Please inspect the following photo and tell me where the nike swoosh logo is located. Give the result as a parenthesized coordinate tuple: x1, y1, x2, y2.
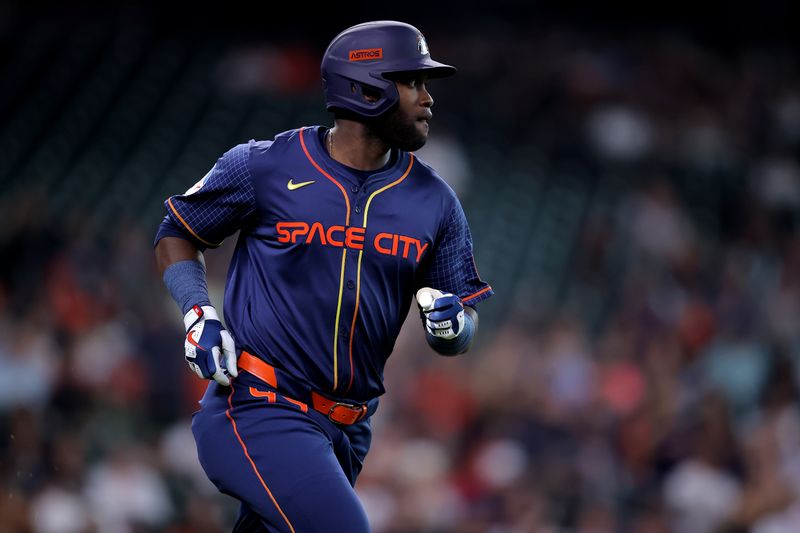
(287, 179, 315, 191)
(186, 331, 207, 351)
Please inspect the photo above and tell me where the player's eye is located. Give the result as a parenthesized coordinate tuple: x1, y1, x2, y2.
(404, 77, 428, 90)
(394, 77, 415, 88)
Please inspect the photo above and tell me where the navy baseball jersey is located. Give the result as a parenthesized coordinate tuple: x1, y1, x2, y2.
(159, 126, 492, 402)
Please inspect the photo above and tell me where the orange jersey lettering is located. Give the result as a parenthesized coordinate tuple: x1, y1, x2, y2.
(277, 221, 428, 263)
(276, 221, 309, 243)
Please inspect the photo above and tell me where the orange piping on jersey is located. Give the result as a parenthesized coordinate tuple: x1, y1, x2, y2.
(462, 286, 492, 303)
(299, 127, 353, 391)
(299, 128, 351, 226)
(344, 155, 415, 394)
(167, 197, 222, 248)
(226, 384, 295, 532)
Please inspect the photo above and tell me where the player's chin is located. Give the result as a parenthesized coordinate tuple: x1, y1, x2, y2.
(405, 121, 429, 151)
(381, 116, 429, 151)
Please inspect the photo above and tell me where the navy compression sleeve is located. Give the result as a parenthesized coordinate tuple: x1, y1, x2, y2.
(163, 260, 212, 315)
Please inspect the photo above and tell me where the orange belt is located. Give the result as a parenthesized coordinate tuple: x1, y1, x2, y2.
(238, 351, 368, 425)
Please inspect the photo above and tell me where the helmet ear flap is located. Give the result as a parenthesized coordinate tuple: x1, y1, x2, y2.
(322, 69, 398, 117)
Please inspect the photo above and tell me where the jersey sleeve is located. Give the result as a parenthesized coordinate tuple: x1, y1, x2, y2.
(163, 143, 257, 248)
(419, 199, 493, 306)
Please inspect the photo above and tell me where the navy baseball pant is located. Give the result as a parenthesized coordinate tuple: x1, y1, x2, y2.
(192, 372, 373, 532)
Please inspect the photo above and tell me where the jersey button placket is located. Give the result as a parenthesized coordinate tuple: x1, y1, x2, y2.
(336, 184, 363, 390)
(352, 184, 367, 221)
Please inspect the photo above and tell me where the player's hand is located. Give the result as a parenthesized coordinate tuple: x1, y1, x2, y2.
(183, 305, 238, 386)
(416, 287, 465, 340)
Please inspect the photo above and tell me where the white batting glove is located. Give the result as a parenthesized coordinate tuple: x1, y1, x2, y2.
(416, 287, 465, 340)
(183, 305, 238, 386)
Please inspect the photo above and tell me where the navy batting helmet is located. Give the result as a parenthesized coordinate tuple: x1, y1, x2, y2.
(321, 21, 456, 118)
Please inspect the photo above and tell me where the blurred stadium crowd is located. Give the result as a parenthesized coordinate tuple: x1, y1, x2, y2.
(1, 10, 800, 533)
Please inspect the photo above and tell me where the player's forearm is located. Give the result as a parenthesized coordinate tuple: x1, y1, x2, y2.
(461, 306, 478, 352)
(156, 236, 203, 274)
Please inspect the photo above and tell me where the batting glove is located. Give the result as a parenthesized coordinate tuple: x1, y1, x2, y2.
(416, 287, 465, 340)
(183, 305, 238, 386)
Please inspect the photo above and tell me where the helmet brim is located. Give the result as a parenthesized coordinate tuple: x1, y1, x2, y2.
(382, 59, 457, 80)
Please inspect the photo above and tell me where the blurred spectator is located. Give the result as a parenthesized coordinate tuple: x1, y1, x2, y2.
(84, 446, 173, 532)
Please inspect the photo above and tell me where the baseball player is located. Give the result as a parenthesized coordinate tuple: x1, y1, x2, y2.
(154, 20, 492, 532)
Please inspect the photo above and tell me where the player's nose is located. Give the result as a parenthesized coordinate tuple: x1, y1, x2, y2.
(420, 85, 433, 108)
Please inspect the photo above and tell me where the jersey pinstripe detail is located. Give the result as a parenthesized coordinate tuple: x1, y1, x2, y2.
(167, 197, 223, 248)
(344, 155, 415, 394)
(165, 143, 255, 248)
(421, 200, 493, 306)
(332, 249, 348, 391)
(362, 155, 415, 227)
(299, 127, 352, 392)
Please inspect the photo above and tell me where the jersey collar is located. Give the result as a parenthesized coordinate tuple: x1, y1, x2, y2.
(306, 126, 411, 188)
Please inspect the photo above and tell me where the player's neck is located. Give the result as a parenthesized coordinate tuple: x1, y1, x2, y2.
(327, 121, 391, 171)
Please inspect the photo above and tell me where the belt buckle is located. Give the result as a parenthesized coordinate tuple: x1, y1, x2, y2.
(327, 401, 365, 424)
